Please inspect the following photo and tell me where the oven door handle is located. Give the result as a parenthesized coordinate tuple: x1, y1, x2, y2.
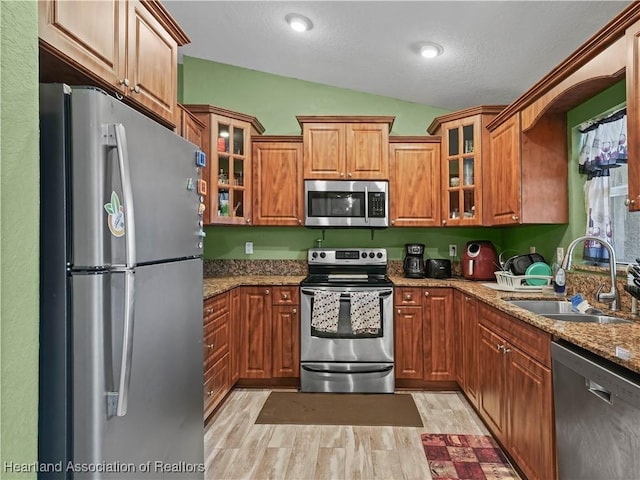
(301, 288, 393, 298)
(302, 364, 393, 374)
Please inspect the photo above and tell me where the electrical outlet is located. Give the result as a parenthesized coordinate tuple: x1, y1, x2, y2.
(530, 246, 536, 253)
(449, 244, 457, 257)
(245, 242, 253, 255)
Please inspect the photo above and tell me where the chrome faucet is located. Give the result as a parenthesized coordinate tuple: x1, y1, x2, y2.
(562, 235, 620, 311)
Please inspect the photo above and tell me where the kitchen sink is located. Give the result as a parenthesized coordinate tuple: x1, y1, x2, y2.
(541, 313, 632, 324)
(508, 300, 573, 314)
(508, 300, 632, 324)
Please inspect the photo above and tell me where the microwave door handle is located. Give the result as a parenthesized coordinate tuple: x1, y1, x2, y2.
(364, 186, 369, 224)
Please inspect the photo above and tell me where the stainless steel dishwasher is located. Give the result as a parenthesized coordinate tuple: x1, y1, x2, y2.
(552, 341, 640, 480)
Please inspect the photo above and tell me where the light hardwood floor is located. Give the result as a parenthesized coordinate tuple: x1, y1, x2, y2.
(204, 389, 499, 480)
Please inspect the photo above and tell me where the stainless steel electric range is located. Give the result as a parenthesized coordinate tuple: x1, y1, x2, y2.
(300, 248, 394, 393)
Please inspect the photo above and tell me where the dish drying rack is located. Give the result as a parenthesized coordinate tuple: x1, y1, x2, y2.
(624, 284, 640, 301)
(494, 271, 553, 290)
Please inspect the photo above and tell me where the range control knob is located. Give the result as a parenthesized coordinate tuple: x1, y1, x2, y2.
(320, 252, 326, 258)
(361, 252, 367, 258)
(369, 252, 375, 258)
(377, 252, 383, 258)
(312, 252, 318, 258)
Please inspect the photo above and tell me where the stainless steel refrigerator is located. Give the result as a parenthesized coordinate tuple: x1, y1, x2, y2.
(39, 84, 206, 479)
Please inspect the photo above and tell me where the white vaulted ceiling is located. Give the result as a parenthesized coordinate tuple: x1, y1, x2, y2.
(164, 1, 631, 110)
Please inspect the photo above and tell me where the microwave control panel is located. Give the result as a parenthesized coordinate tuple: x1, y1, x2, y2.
(368, 192, 386, 217)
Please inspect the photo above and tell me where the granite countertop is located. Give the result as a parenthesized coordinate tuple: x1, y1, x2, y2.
(203, 275, 306, 299)
(203, 274, 640, 374)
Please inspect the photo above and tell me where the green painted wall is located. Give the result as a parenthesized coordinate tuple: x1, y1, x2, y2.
(0, 0, 39, 475)
(180, 56, 450, 135)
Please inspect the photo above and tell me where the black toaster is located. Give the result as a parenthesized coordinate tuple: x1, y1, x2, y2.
(425, 259, 452, 279)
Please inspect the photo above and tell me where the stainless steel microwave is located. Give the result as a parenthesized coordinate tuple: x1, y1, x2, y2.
(304, 180, 389, 228)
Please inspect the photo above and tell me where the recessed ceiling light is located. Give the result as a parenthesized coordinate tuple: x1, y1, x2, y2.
(285, 13, 313, 33)
(420, 42, 444, 59)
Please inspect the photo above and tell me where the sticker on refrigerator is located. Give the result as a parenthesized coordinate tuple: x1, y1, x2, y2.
(104, 191, 125, 237)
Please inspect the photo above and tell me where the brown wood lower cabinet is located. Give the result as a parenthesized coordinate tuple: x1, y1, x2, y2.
(454, 291, 479, 408)
(476, 302, 555, 480)
(203, 292, 231, 419)
(239, 286, 300, 383)
(394, 287, 455, 387)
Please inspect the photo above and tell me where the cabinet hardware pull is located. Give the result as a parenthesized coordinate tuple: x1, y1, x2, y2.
(298, 219, 302, 224)
(246, 218, 251, 223)
(206, 343, 215, 349)
(340, 172, 345, 177)
(442, 220, 447, 225)
(404, 294, 412, 300)
(424, 291, 430, 297)
(625, 198, 636, 206)
(397, 309, 401, 314)
(265, 289, 270, 295)
(206, 308, 214, 314)
(282, 294, 288, 299)
(391, 220, 395, 225)
(130, 85, 140, 94)
(292, 308, 297, 314)
(497, 344, 504, 352)
(511, 215, 519, 221)
(119, 78, 130, 87)
(503, 347, 511, 354)
(207, 391, 214, 397)
(347, 172, 352, 177)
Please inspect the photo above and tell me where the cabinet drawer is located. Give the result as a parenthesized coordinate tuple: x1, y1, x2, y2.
(479, 303, 551, 367)
(204, 292, 230, 324)
(272, 286, 299, 305)
(395, 287, 422, 306)
(204, 353, 230, 416)
(204, 321, 229, 370)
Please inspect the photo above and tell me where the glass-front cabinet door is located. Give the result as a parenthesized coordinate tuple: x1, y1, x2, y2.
(428, 106, 504, 227)
(443, 118, 481, 225)
(183, 105, 265, 226)
(213, 116, 250, 224)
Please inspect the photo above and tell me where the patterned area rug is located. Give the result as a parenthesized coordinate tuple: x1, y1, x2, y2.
(421, 433, 519, 479)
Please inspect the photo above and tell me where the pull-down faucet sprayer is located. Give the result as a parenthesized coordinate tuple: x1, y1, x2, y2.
(562, 235, 620, 311)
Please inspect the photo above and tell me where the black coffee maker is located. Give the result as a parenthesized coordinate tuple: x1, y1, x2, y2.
(403, 243, 425, 278)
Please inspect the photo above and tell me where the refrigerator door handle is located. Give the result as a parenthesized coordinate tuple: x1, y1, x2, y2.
(112, 124, 136, 268)
(108, 269, 136, 417)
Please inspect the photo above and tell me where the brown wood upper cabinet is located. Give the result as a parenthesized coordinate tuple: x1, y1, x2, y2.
(252, 136, 304, 226)
(183, 105, 265, 225)
(486, 112, 568, 225)
(428, 107, 503, 226)
(38, 0, 189, 127)
(389, 137, 441, 227)
(627, 18, 640, 212)
(297, 116, 395, 179)
(176, 103, 205, 149)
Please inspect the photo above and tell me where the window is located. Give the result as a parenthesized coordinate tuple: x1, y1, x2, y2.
(576, 105, 640, 264)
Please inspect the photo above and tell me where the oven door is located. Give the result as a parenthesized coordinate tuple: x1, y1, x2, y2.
(300, 286, 394, 363)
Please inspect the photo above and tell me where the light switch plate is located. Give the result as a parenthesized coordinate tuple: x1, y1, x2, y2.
(245, 242, 253, 254)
